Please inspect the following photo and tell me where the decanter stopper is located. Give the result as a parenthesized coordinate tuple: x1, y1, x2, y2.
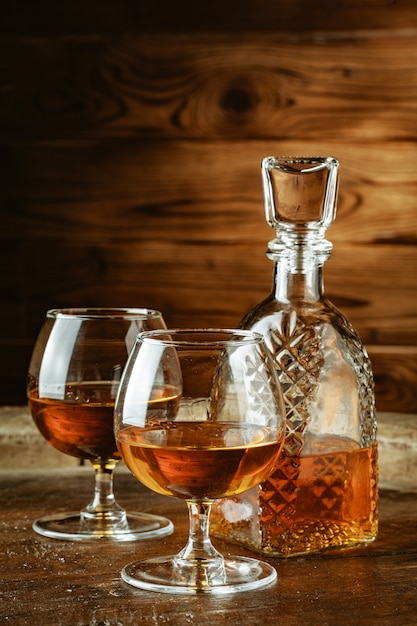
(262, 156, 339, 256)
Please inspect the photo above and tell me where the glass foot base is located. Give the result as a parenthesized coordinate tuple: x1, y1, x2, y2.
(121, 555, 277, 595)
(33, 511, 174, 542)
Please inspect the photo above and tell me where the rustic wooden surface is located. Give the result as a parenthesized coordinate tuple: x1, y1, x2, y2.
(1, 1, 417, 410)
(0, 467, 416, 625)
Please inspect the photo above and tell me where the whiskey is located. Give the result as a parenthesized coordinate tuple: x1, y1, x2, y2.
(28, 383, 118, 461)
(211, 437, 378, 556)
(117, 422, 283, 501)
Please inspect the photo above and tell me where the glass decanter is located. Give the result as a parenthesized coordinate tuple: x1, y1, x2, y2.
(211, 156, 378, 556)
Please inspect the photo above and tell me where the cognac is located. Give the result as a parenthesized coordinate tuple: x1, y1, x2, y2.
(214, 437, 378, 556)
(28, 382, 118, 461)
(117, 421, 283, 501)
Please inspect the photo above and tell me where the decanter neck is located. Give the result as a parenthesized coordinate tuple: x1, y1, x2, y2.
(267, 239, 328, 303)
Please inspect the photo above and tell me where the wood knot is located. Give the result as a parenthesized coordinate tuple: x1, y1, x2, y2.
(221, 86, 256, 115)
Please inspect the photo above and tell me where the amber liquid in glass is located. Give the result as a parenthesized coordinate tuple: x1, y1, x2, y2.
(28, 382, 118, 460)
(117, 421, 283, 501)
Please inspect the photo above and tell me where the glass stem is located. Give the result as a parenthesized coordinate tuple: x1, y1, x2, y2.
(173, 501, 226, 590)
(81, 459, 126, 522)
(177, 501, 223, 564)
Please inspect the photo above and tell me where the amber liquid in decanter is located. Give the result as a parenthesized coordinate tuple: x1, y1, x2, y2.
(211, 157, 378, 556)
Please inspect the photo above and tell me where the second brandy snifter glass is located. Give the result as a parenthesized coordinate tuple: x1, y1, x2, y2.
(27, 307, 173, 542)
(114, 329, 286, 594)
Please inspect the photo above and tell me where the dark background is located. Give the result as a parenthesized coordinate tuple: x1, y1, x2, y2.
(1, 0, 416, 410)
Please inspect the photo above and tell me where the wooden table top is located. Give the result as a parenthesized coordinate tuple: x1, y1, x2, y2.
(1, 467, 416, 625)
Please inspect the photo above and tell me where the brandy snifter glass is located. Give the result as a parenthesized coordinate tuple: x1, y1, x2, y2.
(27, 308, 173, 542)
(114, 329, 286, 594)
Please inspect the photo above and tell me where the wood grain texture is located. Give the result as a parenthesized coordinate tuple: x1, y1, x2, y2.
(2, 141, 416, 337)
(1, 34, 417, 142)
(0, 2, 416, 408)
(3, 140, 417, 246)
(369, 347, 417, 414)
(1, 468, 417, 625)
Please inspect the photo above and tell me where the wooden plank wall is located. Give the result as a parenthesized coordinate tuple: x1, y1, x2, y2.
(1, 1, 417, 412)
